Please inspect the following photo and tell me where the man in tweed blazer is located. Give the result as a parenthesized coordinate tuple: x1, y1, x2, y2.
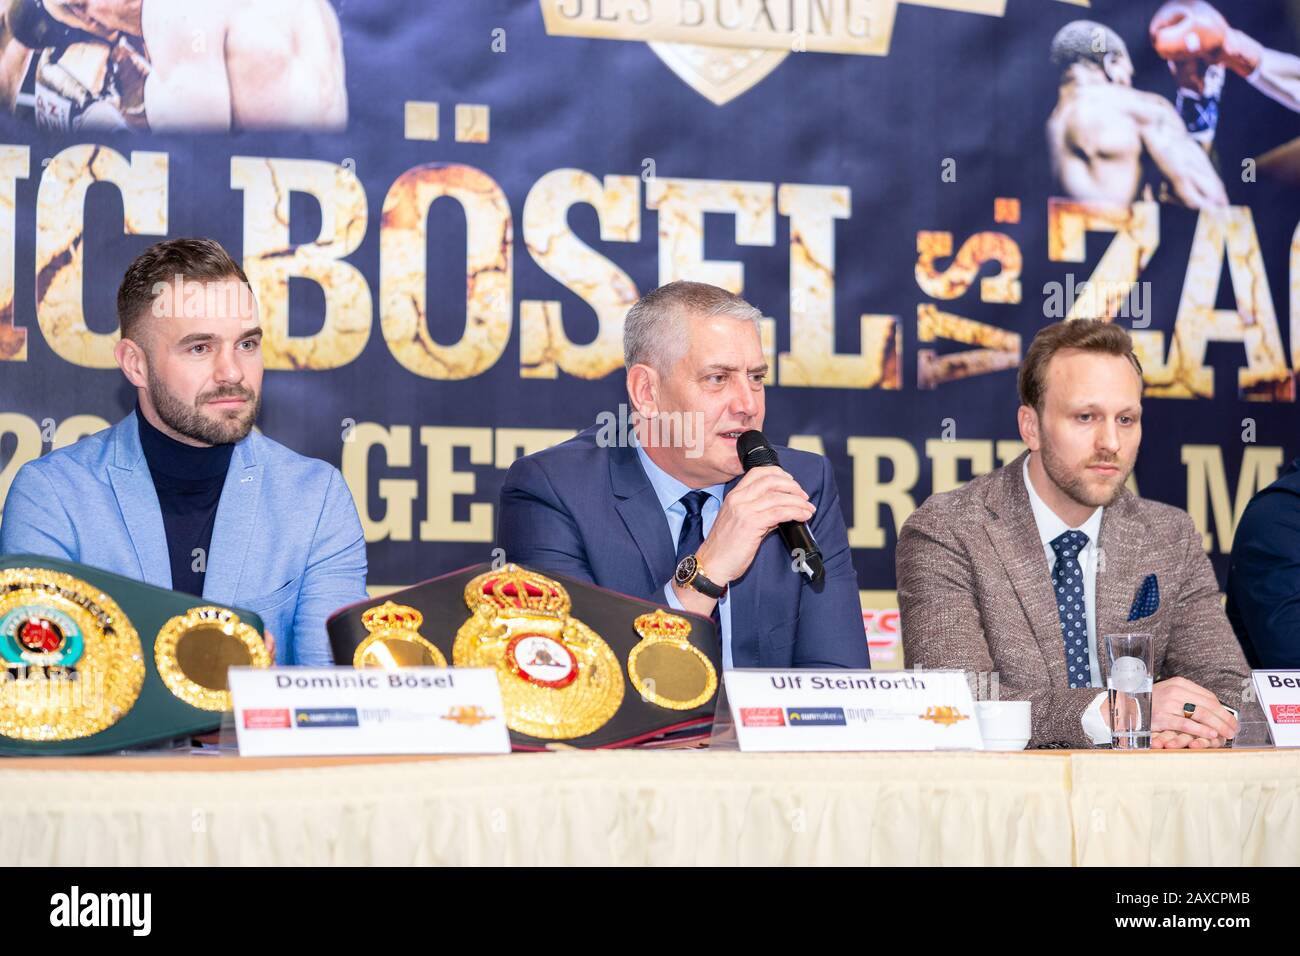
(898, 320, 1250, 749)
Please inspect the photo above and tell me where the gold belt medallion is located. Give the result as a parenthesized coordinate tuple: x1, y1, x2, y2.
(354, 601, 447, 669)
(155, 606, 271, 712)
(627, 609, 718, 711)
(0, 568, 144, 740)
(453, 565, 623, 739)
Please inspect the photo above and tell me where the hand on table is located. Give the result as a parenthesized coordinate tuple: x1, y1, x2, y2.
(1151, 729, 1228, 749)
(1150, 676, 1237, 741)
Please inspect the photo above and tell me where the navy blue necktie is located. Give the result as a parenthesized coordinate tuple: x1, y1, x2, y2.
(676, 490, 710, 562)
(676, 490, 720, 630)
(1050, 529, 1091, 688)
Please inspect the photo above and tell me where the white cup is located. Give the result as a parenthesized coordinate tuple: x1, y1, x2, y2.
(975, 700, 1031, 751)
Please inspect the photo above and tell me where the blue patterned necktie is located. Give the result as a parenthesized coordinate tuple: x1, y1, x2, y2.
(1050, 529, 1091, 689)
(676, 490, 721, 630)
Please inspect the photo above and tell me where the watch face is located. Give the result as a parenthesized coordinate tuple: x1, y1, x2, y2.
(674, 555, 697, 586)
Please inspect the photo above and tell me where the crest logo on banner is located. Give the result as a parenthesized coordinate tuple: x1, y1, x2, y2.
(539, 0, 1077, 105)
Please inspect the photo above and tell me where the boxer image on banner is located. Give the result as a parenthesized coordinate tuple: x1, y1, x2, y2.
(1046, 19, 1227, 209)
(1, 0, 346, 131)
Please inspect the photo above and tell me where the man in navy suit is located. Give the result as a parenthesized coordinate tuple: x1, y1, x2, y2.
(1227, 457, 1300, 667)
(497, 281, 869, 670)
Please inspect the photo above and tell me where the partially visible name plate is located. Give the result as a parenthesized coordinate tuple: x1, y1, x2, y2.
(229, 667, 510, 756)
(724, 669, 983, 752)
(1251, 670, 1300, 748)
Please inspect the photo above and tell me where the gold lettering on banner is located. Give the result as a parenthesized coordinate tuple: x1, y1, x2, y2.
(786, 434, 826, 457)
(645, 175, 776, 381)
(915, 229, 1021, 303)
(846, 436, 918, 548)
(1164, 208, 1293, 401)
(52, 415, 109, 448)
(0, 146, 29, 361)
(521, 170, 640, 379)
(778, 183, 900, 388)
(1183, 444, 1284, 554)
(916, 303, 1020, 388)
(926, 438, 994, 495)
(494, 428, 577, 468)
(419, 426, 494, 542)
(380, 164, 512, 380)
(1046, 199, 1168, 384)
(645, 176, 773, 287)
(0, 413, 41, 533)
(230, 158, 372, 370)
(340, 423, 420, 543)
(339, 424, 578, 544)
(35, 146, 167, 368)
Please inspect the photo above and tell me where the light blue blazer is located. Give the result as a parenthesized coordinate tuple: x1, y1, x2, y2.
(0, 412, 367, 665)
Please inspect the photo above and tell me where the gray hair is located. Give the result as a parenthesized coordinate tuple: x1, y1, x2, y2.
(623, 280, 763, 373)
(1050, 20, 1126, 71)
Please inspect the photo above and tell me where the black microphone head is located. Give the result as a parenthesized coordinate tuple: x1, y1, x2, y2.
(736, 429, 779, 470)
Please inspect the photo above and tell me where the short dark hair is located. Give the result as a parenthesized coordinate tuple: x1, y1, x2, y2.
(1050, 20, 1127, 71)
(1018, 319, 1144, 412)
(116, 237, 250, 341)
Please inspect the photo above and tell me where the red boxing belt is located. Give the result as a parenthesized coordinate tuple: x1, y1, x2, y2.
(327, 563, 721, 749)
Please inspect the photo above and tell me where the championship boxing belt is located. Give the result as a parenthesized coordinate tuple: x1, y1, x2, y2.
(327, 563, 722, 749)
(0, 554, 270, 756)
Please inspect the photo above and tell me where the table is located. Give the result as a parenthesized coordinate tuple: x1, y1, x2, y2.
(2, 750, 1297, 865)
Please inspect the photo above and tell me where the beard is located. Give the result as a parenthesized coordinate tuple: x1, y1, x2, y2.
(1039, 437, 1132, 510)
(148, 375, 260, 446)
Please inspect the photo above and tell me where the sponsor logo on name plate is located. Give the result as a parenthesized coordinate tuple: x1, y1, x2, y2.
(919, 705, 969, 727)
(243, 708, 291, 729)
(442, 704, 496, 727)
(786, 706, 847, 726)
(294, 707, 360, 728)
(1271, 704, 1300, 725)
(740, 707, 785, 727)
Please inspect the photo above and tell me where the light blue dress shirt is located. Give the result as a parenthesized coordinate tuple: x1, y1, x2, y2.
(634, 444, 734, 668)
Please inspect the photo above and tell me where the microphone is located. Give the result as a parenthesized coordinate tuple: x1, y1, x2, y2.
(735, 430, 825, 584)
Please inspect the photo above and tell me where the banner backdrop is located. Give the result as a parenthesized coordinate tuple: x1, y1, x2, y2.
(0, 0, 1297, 664)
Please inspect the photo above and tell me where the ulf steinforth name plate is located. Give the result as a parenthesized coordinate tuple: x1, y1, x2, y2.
(724, 669, 983, 752)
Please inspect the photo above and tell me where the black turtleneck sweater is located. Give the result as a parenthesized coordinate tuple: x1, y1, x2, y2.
(137, 410, 234, 598)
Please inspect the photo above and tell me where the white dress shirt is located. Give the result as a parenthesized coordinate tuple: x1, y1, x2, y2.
(1021, 457, 1112, 745)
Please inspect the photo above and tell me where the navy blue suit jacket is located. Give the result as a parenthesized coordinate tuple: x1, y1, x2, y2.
(497, 426, 869, 669)
(1227, 456, 1300, 667)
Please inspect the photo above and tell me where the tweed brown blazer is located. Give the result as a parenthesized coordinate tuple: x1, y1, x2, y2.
(896, 451, 1251, 748)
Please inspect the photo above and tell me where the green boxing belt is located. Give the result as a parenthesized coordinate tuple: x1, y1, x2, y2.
(0, 554, 270, 756)
(328, 562, 722, 750)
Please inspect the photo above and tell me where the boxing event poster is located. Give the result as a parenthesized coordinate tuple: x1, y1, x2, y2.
(0, 0, 1297, 663)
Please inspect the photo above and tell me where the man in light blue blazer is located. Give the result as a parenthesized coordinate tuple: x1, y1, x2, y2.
(0, 238, 366, 665)
(498, 281, 869, 671)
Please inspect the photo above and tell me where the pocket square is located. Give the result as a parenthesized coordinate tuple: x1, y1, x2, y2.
(1127, 574, 1159, 621)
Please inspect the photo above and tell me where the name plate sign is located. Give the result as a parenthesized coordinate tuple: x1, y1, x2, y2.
(229, 667, 510, 756)
(723, 669, 982, 752)
(1251, 670, 1300, 748)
